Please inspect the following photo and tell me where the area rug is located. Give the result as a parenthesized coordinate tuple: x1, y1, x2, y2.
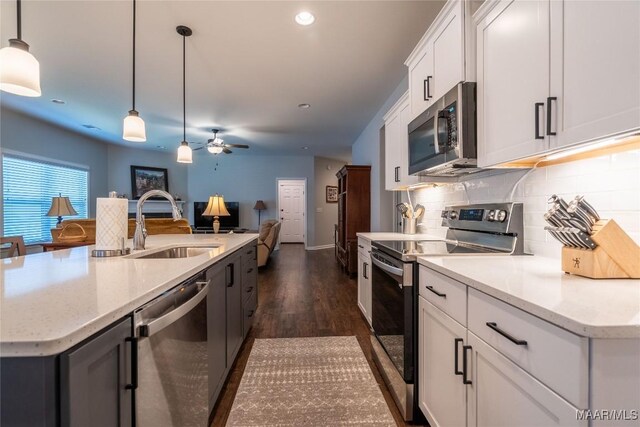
(226, 336, 396, 426)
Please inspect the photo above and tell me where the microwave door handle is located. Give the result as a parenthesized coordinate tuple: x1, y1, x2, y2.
(434, 109, 442, 154)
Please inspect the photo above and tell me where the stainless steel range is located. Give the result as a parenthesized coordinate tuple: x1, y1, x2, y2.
(369, 202, 525, 421)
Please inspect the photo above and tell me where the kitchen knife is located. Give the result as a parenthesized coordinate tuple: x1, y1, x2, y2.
(568, 227, 598, 250)
(576, 195, 601, 221)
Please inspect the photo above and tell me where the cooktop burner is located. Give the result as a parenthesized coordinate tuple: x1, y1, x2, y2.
(373, 240, 505, 261)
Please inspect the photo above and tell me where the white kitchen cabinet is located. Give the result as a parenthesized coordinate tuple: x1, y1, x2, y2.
(406, 0, 470, 121)
(549, 0, 640, 150)
(418, 297, 467, 427)
(383, 92, 418, 190)
(466, 331, 586, 427)
(475, 0, 640, 167)
(476, 0, 550, 167)
(357, 239, 372, 325)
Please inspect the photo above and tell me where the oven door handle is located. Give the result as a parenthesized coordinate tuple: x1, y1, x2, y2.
(370, 253, 404, 278)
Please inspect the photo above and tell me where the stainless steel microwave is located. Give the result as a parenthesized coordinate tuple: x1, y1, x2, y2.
(408, 82, 478, 176)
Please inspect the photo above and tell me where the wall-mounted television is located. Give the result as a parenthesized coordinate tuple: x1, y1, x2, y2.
(193, 201, 240, 229)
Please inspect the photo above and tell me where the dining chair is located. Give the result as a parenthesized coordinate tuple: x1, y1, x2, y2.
(0, 236, 27, 257)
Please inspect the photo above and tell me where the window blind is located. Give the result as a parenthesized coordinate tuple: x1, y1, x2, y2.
(2, 155, 88, 244)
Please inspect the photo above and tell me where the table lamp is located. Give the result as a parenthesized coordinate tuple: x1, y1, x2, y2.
(253, 200, 267, 226)
(47, 193, 78, 228)
(203, 194, 230, 233)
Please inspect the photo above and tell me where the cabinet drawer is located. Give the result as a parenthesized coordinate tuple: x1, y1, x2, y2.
(243, 290, 258, 336)
(242, 267, 257, 301)
(468, 288, 588, 409)
(419, 266, 467, 326)
(357, 237, 371, 258)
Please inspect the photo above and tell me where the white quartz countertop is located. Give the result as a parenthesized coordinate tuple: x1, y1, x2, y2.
(417, 255, 640, 338)
(357, 232, 443, 241)
(0, 233, 258, 357)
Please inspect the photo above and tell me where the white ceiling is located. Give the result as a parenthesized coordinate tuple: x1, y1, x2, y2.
(0, 0, 445, 160)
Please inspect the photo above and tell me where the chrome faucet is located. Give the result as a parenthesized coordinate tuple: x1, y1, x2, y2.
(133, 190, 182, 250)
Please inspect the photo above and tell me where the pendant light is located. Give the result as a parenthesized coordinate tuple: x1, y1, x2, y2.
(0, 0, 41, 97)
(176, 25, 193, 163)
(122, 0, 146, 142)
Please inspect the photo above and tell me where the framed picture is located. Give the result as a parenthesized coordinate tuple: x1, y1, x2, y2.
(131, 165, 169, 199)
(326, 185, 338, 203)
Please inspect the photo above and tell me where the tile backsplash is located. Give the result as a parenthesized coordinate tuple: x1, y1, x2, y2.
(412, 149, 640, 258)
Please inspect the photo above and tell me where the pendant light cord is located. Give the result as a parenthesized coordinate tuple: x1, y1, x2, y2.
(132, 0, 136, 111)
(182, 33, 186, 143)
(16, 0, 22, 40)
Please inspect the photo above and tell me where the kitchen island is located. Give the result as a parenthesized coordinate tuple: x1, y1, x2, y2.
(1, 233, 259, 426)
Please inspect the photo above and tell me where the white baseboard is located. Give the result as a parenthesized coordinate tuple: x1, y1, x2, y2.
(306, 244, 335, 251)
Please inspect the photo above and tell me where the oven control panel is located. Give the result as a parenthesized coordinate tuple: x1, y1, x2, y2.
(441, 203, 522, 234)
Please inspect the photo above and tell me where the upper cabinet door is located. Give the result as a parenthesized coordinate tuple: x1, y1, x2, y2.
(384, 106, 404, 191)
(409, 48, 435, 121)
(549, 0, 640, 150)
(432, 6, 464, 101)
(476, 0, 550, 167)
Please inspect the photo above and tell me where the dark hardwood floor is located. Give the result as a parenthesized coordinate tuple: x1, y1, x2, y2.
(210, 243, 417, 427)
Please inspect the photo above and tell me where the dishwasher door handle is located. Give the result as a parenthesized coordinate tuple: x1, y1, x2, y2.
(139, 281, 209, 337)
(370, 253, 404, 278)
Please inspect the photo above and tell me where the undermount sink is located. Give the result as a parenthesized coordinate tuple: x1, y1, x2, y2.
(134, 246, 219, 259)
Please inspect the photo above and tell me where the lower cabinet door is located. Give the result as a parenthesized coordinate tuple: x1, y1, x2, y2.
(226, 255, 244, 363)
(418, 297, 467, 427)
(357, 252, 372, 325)
(466, 332, 586, 427)
(60, 317, 133, 427)
(207, 262, 227, 410)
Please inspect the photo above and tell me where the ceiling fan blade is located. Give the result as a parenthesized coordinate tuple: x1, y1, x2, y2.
(193, 146, 205, 151)
(223, 148, 233, 154)
(225, 144, 249, 149)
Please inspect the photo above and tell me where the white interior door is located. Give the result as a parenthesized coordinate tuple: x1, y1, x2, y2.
(278, 180, 305, 243)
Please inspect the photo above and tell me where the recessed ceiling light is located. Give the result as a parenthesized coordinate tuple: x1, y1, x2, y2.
(51, 99, 65, 104)
(298, 103, 311, 109)
(303, 146, 309, 150)
(295, 11, 315, 26)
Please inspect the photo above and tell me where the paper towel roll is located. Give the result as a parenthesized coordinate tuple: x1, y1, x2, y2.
(95, 197, 129, 251)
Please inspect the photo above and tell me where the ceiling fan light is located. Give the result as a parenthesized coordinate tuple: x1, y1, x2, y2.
(0, 40, 41, 97)
(207, 145, 224, 154)
(177, 141, 193, 163)
(123, 110, 146, 142)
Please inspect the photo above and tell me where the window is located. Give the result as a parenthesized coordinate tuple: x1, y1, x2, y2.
(2, 154, 88, 244)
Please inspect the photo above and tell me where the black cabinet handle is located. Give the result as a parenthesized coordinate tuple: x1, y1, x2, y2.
(363, 262, 368, 280)
(546, 96, 557, 136)
(486, 322, 528, 346)
(424, 76, 433, 100)
(462, 345, 472, 385)
(226, 263, 235, 287)
(248, 310, 255, 318)
(247, 268, 254, 274)
(394, 166, 400, 183)
(454, 338, 463, 376)
(534, 102, 545, 140)
(426, 285, 446, 298)
(246, 286, 254, 293)
(125, 336, 138, 390)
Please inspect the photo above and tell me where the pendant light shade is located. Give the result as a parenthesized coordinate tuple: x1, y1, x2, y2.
(177, 141, 192, 163)
(175, 26, 193, 164)
(123, 0, 146, 142)
(0, 0, 41, 97)
(123, 110, 146, 142)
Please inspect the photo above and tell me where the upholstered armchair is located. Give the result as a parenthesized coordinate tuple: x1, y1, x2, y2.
(257, 220, 281, 267)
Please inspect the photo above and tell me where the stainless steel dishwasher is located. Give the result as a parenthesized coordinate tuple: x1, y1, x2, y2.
(134, 273, 209, 427)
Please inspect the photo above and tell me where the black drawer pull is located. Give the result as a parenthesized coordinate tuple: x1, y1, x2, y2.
(462, 345, 472, 385)
(247, 249, 253, 255)
(486, 322, 528, 346)
(358, 245, 364, 249)
(246, 286, 254, 293)
(248, 310, 255, 318)
(426, 285, 446, 298)
(247, 268, 254, 274)
(454, 338, 463, 376)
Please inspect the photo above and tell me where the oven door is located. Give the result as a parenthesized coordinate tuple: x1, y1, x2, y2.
(371, 249, 414, 383)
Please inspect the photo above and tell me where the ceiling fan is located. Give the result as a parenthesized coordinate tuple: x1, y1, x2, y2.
(193, 129, 249, 155)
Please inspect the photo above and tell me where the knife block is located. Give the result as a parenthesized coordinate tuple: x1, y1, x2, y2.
(561, 219, 640, 279)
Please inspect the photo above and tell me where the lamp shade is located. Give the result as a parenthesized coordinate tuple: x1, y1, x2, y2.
(203, 194, 230, 217)
(177, 141, 193, 163)
(46, 196, 77, 217)
(253, 200, 267, 210)
(123, 110, 146, 142)
(0, 41, 41, 97)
